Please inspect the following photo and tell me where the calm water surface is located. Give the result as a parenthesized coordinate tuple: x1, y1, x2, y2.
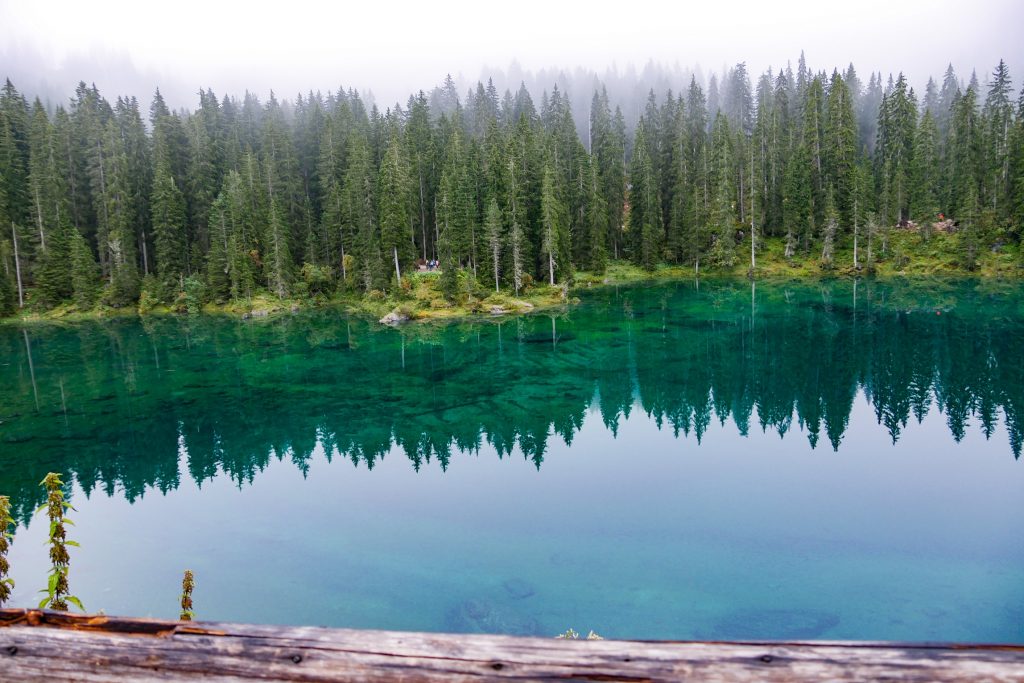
(1, 279, 1022, 642)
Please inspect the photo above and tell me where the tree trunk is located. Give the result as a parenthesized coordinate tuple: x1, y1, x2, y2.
(393, 246, 401, 285)
(141, 230, 149, 275)
(853, 199, 859, 270)
(12, 222, 24, 308)
(493, 246, 500, 293)
(419, 172, 427, 261)
(34, 186, 46, 251)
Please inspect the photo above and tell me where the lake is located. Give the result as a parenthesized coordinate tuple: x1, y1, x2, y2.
(1, 278, 1022, 642)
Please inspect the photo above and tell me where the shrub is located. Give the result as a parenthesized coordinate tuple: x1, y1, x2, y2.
(182, 276, 206, 315)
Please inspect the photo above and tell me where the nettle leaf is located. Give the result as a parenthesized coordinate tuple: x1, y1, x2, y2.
(65, 540, 81, 548)
(38, 596, 50, 609)
(66, 596, 85, 611)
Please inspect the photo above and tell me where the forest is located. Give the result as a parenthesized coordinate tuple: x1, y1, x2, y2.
(0, 54, 1023, 317)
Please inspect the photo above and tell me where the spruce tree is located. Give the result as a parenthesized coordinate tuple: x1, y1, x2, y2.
(909, 109, 940, 229)
(629, 120, 661, 270)
(709, 113, 737, 266)
(983, 60, 1013, 216)
(151, 159, 187, 294)
(584, 159, 607, 273)
(205, 192, 231, 302)
(539, 163, 568, 284)
(69, 228, 100, 309)
(484, 196, 503, 291)
(264, 158, 293, 298)
(377, 131, 414, 287)
(824, 72, 858, 229)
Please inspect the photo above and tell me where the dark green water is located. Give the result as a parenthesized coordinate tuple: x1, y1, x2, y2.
(1, 279, 1022, 642)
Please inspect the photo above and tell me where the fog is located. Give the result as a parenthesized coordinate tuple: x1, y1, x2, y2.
(2, 0, 1022, 113)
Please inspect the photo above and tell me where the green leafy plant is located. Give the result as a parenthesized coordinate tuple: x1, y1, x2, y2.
(0, 495, 14, 605)
(180, 569, 195, 621)
(37, 473, 83, 612)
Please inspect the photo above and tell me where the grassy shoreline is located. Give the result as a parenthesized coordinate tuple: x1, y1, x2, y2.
(4, 232, 1021, 327)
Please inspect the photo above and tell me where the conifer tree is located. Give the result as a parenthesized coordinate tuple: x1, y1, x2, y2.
(29, 100, 74, 306)
(69, 228, 99, 308)
(378, 131, 414, 287)
(950, 82, 983, 219)
(539, 163, 569, 284)
(709, 113, 737, 266)
(223, 165, 260, 301)
(205, 192, 231, 301)
(820, 190, 838, 269)
(101, 120, 140, 307)
(629, 119, 661, 270)
(151, 159, 187, 294)
(584, 159, 608, 273)
(875, 73, 917, 224)
(484, 196, 503, 291)
(983, 60, 1013, 215)
(683, 78, 710, 270)
(909, 109, 940, 228)
(264, 158, 293, 298)
(824, 72, 858, 229)
(342, 132, 380, 291)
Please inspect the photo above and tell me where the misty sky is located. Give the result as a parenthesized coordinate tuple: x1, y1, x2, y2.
(2, 0, 1022, 108)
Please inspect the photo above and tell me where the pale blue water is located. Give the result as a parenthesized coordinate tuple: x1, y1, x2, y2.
(1, 279, 1022, 641)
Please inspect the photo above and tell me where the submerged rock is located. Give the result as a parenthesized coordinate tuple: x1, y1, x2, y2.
(710, 608, 840, 640)
(502, 578, 536, 600)
(445, 598, 542, 636)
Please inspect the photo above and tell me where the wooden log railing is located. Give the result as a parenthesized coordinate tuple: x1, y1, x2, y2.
(1, 608, 1023, 681)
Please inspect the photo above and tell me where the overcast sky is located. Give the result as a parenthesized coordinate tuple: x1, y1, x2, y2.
(1, 0, 1022, 108)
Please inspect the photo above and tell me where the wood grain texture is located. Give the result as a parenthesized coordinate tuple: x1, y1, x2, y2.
(2, 609, 1023, 681)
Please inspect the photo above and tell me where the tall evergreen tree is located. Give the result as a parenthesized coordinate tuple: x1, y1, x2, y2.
(151, 159, 188, 293)
(629, 119, 661, 270)
(378, 131, 414, 286)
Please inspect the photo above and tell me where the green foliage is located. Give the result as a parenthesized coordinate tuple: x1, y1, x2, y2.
(0, 58, 1022, 322)
(181, 276, 205, 315)
(629, 120, 661, 271)
(484, 197, 504, 292)
(37, 473, 83, 612)
(0, 256, 14, 316)
(300, 262, 332, 298)
(959, 187, 982, 271)
(69, 229, 100, 309)
(151, 159, 187, 292)
(820, 192, 838, 269)
(180, 569, 195, 621)
(540, 164, 570, 283)
(378, 130, 414, 286)
(137, 274, 162, 313)
(0, 495, 13, 606)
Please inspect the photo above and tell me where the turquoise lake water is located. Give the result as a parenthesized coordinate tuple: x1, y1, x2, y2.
(1, 278, 1022, 642)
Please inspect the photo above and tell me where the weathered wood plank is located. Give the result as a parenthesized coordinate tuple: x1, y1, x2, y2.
(1, 609, 1023, 682)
